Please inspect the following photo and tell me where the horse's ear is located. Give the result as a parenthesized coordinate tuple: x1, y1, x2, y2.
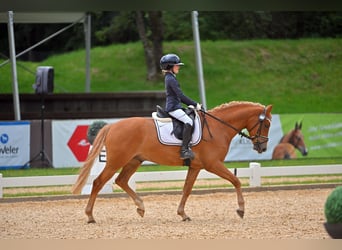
(266, 104, 273, 113)
(299, 121, 302, 129)
(295, 122, 298, 129)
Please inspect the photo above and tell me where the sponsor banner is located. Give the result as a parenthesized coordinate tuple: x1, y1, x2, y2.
(0, 121, 30, 169)
(279, 113, 342, 158)
(225, 115, 282, 161)
(227, 113, 342, 161)
(51, 113, 342, 168)
(52, 118, 121, 168)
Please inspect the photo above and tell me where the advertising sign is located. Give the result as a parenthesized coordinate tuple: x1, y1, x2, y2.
(279, 113, 342, 158)
(52, 118, 121, 168)
(0, 121, 30, 169)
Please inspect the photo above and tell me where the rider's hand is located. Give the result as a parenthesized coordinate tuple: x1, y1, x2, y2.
(196, 103, 203, 111)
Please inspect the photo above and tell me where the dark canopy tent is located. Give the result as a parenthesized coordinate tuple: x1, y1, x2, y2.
(0, 11, 91, 120)
(0, 11, 208, 121)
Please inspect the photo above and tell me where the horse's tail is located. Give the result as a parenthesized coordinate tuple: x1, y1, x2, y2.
(71, 124, 111, 194)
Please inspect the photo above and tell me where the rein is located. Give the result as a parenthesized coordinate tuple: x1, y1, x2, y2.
(199, 109, 253, 140)
(199, 107, 270, 150)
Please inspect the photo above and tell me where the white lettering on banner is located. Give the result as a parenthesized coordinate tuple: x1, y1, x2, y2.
(307, 118, 342, 157)
(309, 131, 342, 141)
(308, 122, 342, 132)
(0, 121, 30, 169)
(310, 142, 342, 151)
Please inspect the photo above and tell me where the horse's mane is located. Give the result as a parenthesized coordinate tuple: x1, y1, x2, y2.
(210, 101, 264, 112)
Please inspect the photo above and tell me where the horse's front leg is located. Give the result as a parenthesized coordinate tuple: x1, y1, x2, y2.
(177, 167, 200, 221)
(205, 162, 245, 218)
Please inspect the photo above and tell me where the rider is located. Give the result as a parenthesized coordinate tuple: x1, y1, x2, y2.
(160, 53, 202, 160)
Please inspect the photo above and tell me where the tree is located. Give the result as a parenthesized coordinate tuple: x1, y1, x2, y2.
(135, 11, 163, 81)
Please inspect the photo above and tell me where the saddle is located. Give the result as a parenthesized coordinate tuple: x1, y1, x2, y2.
(153, 105, 196, 141)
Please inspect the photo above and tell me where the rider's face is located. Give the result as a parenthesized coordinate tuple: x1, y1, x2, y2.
(172, 65, 180, 74)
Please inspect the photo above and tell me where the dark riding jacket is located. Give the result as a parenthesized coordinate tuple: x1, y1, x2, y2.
(164, 72, 197, 112)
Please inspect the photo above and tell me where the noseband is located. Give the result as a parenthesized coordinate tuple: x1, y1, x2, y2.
(248, 107, 270, 151)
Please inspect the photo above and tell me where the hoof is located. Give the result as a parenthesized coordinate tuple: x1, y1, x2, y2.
(182, 217, 191, 222)
(137, 208, 145, 217)
(87, 219, 96, 224)
(236, 209, 244, 219)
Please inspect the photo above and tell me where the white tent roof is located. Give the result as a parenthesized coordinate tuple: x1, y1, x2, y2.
(0, 12, 85, 23)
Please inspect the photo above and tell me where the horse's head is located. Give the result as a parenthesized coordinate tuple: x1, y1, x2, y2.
(208, 101, 273, 153)
(246, 105, 273, 153)
(290, 122, 308, 156)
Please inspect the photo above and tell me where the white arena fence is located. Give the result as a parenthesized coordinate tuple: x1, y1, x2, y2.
(0, 163, 341, 198)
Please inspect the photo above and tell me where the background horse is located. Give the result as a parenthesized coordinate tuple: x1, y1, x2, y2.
(72, 101, 273, 223)
(272, 122, 308, 159)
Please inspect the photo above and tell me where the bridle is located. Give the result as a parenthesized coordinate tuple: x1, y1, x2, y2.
(199, 107, 271, 148)
(247, 108, 271, 151)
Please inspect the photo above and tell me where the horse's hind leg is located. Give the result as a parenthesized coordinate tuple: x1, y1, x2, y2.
(85, 164, 118, 223)
(115, 157, 145, 217)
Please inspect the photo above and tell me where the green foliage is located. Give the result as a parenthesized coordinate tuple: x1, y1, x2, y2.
(1, 12, 341, 59)
(87, 121, 108, 145)
(1, 39, 341, 114)
(94, 12, 139, 44)
(324, 186, 342, 223)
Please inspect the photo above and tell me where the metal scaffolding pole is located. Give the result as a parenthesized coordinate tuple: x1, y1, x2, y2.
(7, 11, 21, 120)
(84, 13, 91, 92)
(191, 11, 207, 110)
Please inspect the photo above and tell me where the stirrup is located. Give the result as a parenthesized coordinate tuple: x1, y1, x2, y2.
(180, 148, 195, 160)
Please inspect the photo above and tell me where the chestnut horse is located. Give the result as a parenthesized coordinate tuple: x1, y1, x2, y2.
(72, 101, 273, 223)
(272, 122, 308, 159)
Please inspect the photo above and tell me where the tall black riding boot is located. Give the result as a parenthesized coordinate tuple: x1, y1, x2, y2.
(180, 123, 195, 160)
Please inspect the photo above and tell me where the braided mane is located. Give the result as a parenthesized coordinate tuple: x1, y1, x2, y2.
(210, 101, 264, 112)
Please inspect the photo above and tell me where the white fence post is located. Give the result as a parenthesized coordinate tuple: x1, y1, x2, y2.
(1, 164, 342, 198)
(249, 162, 261, 187)
(0, 173, 3, 198)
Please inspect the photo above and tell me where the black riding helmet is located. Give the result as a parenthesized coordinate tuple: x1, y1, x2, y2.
(160, 54, 184, 70)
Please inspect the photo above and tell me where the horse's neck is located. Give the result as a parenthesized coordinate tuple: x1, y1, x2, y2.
(280, 130, 294, 144)
(209, 104, 258, 132)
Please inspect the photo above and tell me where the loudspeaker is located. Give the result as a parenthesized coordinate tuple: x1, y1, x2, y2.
(33, 66, 54, 94)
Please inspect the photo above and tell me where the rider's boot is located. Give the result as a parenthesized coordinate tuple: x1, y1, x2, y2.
(180, 123, 195, 160)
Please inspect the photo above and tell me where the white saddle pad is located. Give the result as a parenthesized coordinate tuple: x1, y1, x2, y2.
(153, 113, 202, 146)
